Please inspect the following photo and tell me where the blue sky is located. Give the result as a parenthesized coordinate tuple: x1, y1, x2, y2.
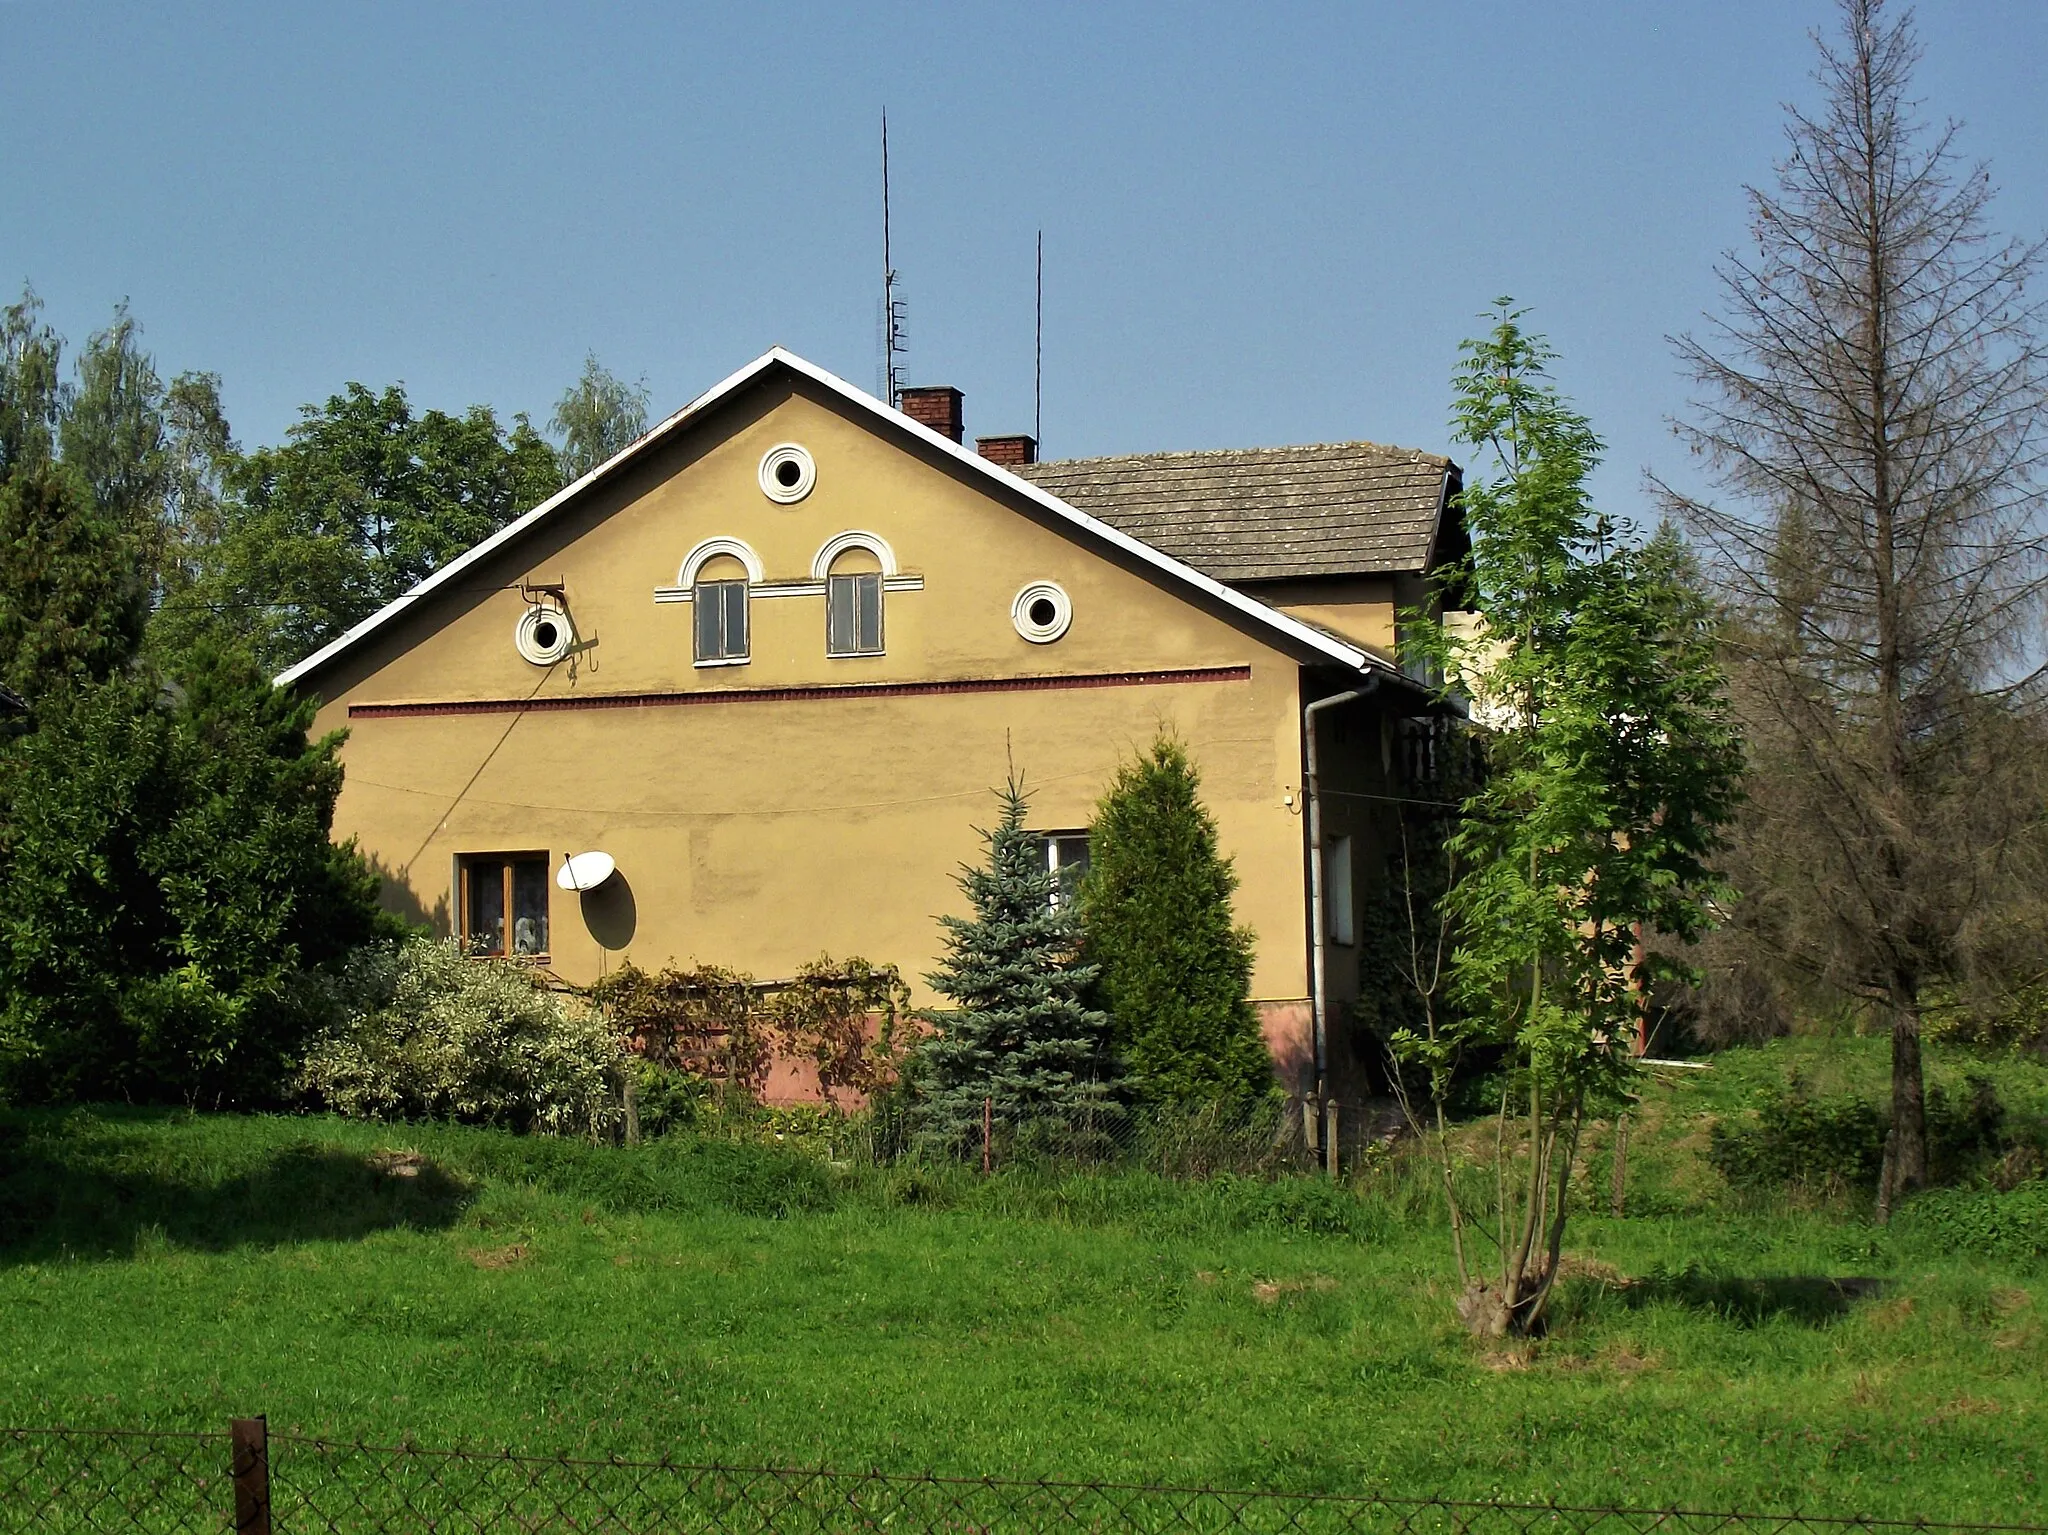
(5, 2, 2045, 520)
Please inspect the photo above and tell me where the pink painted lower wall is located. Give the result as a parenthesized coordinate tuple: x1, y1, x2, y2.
(1256, 998, 1314, 1096)
(748, 999, 1319, 1107)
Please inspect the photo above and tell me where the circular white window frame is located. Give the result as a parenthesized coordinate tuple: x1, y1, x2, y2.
(515, 604, 575, 666)
(758, 443, 816, 504)
(1011, 581, 1072, 644)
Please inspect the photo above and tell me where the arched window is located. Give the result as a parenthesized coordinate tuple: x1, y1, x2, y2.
(813, 532, 894, 658)
(693, 554, 750, 665)
(826, 548, 884, 656)
(678, 538, 762, 668)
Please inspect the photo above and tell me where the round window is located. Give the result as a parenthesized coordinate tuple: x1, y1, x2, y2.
(1011, 581, 1072, 644)
(758, 443, 816, 504)
(515, 604, 575, 666)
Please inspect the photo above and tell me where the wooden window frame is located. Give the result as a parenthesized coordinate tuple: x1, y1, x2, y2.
(458, 850, 552, 961)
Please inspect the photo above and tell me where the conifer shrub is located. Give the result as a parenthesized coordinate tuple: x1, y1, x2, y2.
(915, 777, 1115, 1154)
(0, 645, 391, 1105)
(1080, 736, 1271, 1105)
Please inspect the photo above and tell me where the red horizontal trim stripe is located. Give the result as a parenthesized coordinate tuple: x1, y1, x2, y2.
(347, 666, 1253, 720)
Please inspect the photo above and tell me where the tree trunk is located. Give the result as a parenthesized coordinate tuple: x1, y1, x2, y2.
(1877, 987, 1927, 1221)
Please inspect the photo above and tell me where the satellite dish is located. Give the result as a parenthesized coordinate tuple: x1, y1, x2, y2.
(557, 851, 617, 892)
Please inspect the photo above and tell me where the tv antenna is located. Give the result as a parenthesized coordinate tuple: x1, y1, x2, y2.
(1034, 229, 1044, 448)
(879, 111, 907, 406)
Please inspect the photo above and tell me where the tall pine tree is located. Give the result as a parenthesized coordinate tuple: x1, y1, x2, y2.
(917, 776, 1114, 1151)
(1082, 736, 1270, 1105)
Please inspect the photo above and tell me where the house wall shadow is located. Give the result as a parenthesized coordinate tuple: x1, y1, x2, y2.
(363, 851, 450, 938)
(0, 1114, 473, 1266)
(580, 874, 637, 951)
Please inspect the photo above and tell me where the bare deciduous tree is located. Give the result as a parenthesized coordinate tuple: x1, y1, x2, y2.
(1664, 0, 2048, 1217)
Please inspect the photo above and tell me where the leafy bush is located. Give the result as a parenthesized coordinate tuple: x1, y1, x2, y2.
(1708, 1080, 1887, 1193)
(1708, 1073, 2024, 1194)
(301, 941, 622, 1136)
(1900, 1182, 2048, 1266)
(627, 1059, 718, 1138)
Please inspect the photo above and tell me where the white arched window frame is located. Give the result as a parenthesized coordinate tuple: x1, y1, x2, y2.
(658, 537, 762, 667)
(675, 536, 766, 588)
(651, 532, 921, 661)
(811, 533, 924, 658)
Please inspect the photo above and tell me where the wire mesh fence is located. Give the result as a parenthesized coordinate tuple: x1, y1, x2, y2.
(821, 1092, 1402, 1180)
(5, 1422, 2042, 1535)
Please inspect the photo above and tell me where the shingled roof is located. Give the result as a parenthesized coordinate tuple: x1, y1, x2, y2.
(1016, 441, 1457, 583)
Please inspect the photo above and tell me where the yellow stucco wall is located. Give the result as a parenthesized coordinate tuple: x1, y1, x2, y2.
(301, 375, 1326, 1009)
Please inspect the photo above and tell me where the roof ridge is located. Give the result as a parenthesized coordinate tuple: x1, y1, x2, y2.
(1027, 441, 1452, 470)
(274, 346, 1389, 688)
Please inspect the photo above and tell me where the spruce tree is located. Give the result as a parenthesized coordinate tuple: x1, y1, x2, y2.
(917, 777, 1114, 1150)
(1081, 736, 1270, 1105)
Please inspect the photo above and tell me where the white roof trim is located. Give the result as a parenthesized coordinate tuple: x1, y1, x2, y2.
(277, 346, 1385, 687)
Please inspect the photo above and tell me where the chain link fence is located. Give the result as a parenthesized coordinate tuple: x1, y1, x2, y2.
(850, 1093, 1403, 1179)
(4, 1422, 2040, 1535)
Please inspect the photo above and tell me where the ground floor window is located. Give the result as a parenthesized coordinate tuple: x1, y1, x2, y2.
(1035, 831, 1091, 907)
(460, 852, 550, 957)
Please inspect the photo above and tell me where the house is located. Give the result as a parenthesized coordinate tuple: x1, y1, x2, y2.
(281, 348, 1464, 1103)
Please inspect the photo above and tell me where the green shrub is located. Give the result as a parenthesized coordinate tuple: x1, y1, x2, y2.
(1080, 736, 1269, 1105)
(407, 1121, 837, 1219)
(1707, 1079, 1886, 1193)
(301, 941, 623, 1136)
(1900, 1183, 2048, 1266)
(628, 1060, 717, 1138)
(0, 646, 390, 1107)
(1708, 1073, 2023, 1194)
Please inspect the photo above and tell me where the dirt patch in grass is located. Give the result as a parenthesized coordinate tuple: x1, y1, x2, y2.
(1251, 1276, 1338, 1304)
(468, 1242, 530, 1270)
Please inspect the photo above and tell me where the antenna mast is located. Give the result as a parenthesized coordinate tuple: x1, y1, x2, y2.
(880, 112, 907, 407)
(1034, 229, 1043, 448)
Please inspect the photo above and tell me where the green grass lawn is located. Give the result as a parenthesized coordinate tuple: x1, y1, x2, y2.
(1, 1037, 2043, 1521)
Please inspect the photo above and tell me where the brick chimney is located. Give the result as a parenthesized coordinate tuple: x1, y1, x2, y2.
(898, 386, 964, 443)
(975, 434, 1037, 467)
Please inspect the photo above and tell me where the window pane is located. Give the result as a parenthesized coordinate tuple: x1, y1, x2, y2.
(694, 585, 721, 660)
(512, 859, 550, 955)
(467, 860, 507, 955)
(827, 576, 855, 655)
(1053, 834, 1089, 905)
(856, 573, 883, 652)
(720, 582, 748, 657)
(1325, 835, 1355, 945)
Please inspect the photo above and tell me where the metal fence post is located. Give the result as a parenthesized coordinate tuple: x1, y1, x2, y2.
(231, 1416, 271, 1535)
(982, 1096, 993, 1175)
(1323, 1099, 1340, 1178)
